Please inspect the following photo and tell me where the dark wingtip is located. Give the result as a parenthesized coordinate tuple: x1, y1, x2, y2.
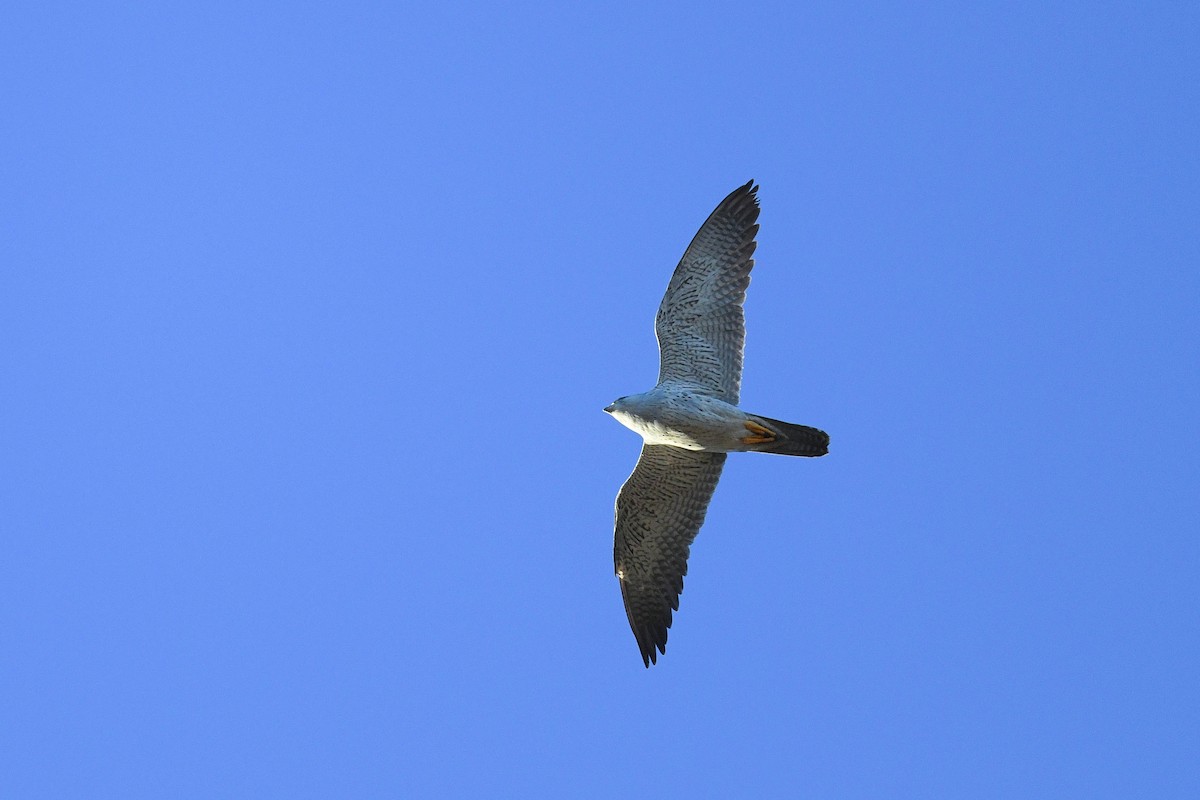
(717, 180, 761, 222)
(640, 641, 663, 668)
(635, 626, 665, 667)
(621, 582, 669, 668)
(724, 179, 757, 197)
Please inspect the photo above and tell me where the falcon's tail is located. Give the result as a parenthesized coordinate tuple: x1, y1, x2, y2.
(745, 415, 830, 457)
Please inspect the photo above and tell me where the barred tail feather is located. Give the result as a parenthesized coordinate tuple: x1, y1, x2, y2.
(749, 415, 829, 457)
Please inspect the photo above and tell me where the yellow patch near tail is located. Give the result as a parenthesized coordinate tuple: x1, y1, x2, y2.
(741, 420, 776, 445)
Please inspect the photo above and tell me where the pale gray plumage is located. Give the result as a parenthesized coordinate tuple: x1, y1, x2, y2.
(607, 180, 829, 667)
(654, 181, 759, 404)
(613, 445, 726, 663)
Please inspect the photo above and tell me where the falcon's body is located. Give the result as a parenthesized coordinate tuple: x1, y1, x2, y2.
(606, 384, 749, 451)
(606, 180, 829, 667)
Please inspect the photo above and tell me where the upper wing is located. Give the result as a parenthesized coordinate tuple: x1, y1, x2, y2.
(655, 180, 760, 404)
(613, 444, 727, 666)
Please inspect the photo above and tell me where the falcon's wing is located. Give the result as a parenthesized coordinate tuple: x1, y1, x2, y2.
(655, 180, 760, 404)
(614, 444, 727, 666)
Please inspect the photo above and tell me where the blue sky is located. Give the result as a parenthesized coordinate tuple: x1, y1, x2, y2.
(3, 2, 1198, 797)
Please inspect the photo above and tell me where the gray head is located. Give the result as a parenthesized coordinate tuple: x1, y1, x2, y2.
(603, 396, 628, 414)
(605, 393, 654, 417)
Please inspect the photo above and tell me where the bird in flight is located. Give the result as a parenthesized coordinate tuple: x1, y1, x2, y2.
(605, 180, 829, 667)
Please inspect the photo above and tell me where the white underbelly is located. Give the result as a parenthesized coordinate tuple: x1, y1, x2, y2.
(613, 405, 743, 452)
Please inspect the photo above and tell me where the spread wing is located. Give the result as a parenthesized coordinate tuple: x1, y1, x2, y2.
(613, 444, 727, 666)
(655, 180, 760, 404)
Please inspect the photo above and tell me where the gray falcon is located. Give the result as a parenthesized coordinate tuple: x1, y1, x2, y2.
(604, 180, 829, 667)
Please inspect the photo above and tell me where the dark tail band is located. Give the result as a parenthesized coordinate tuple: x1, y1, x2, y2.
(749, 415, 829, 457)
